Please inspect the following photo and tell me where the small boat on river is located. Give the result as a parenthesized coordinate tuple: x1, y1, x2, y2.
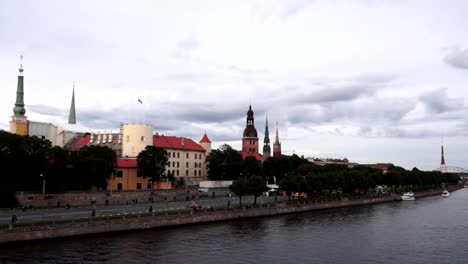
(401, 192, 415, 201)
(442, 190, 450, 197)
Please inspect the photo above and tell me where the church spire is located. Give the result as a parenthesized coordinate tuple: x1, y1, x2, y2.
(13, 55, 26, 117)
(440, 137, 446, 172)
(263, 115, 271, 159)
(10, 55, 29, 135)
(68, 82, 76, 124)
(273, 122, 281, 157)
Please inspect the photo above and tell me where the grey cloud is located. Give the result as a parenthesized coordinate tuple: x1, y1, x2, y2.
(444, 47, 468, 70)
(276, 0, 315, 19)
(29, 104, 65, 117)
(175, 34, 199, 58)
(419, 88, 464, 113)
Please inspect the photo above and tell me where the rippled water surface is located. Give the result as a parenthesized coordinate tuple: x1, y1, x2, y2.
(2, 190, 468, 264)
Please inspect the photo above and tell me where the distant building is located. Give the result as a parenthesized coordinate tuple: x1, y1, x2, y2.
(241, 105, 263, 161)
(68, 124, 211, 189)
(273, 123, 282, 157)
(262, 116, 271, 159)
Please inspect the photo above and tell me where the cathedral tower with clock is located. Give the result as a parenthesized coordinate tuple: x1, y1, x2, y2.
(242, 105, 259, 158)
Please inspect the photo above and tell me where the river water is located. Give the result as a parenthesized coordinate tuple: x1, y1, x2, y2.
(1, 189, 468, 264)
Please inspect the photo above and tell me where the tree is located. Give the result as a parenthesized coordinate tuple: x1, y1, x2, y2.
(229, 177, 249, 207)
(280, 174, 297, 200)
(73, 145, 116, 190)
(207, 144, 243, 180)
(137, 146, 169, 188)
(247, 175, 268, 205)
(243, 156, 263, 178)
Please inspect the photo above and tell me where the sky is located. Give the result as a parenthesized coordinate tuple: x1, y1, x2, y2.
(1, 0, 468, 170)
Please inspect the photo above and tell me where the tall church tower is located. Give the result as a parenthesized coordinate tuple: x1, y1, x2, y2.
(242, 105, 259, 156)
(10, 56, 28, 135)
(68, 82, 76, 124)
(273, 123, 281, 157)
(440, 138, 446, 173)
(263, 116, 271, 159)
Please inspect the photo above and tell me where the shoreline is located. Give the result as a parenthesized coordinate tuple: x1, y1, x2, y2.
(0, 185, 462, 244)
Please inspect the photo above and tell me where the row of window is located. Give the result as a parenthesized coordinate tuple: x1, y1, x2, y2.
(167, 169, 203, 177)
(167, 162, 203, 168)
(167, 151, 203, 160)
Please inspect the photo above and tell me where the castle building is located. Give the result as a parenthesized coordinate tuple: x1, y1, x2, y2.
(241, 105, 263, 161)
(273, 123, 282, 157)
(67, 124, 211, 189)
(263, 116, 271, 159)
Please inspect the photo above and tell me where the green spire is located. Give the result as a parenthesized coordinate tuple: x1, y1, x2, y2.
(13, 56, 26, 117)
(68, 83, 76, 124)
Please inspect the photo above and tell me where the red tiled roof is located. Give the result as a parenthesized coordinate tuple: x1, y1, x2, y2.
(68, 134, 90, 149)
(199, 133, 211, 143)
(153, 135, 206, 152)
(117, 158, 137, 168)
(241, 151, 263, 161)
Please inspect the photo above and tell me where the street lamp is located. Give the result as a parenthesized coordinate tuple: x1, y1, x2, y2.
(40, 174, 45, 200)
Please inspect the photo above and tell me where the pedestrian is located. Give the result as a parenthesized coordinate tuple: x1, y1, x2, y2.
(149, 205, 153, 213)
(92, 208, 96, 217)
(66, 203, 71, 209)
(212, 192, 215, 199)
(228, 200, 231, 208)
(11, 214, 17, 224)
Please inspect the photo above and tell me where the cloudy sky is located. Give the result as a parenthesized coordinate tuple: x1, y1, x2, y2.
(1, 0, 468, 170)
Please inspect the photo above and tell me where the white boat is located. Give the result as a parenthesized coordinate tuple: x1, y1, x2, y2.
(442, 190, 450, 197)
(401, 192, 415, 201)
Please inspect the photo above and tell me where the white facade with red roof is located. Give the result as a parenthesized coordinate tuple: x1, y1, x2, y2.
(67, 123, 211, 189)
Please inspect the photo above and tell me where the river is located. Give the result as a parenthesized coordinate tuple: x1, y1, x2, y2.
(1, 189, 468, 264)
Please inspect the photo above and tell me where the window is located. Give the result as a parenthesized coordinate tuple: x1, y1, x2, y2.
(199, 170, 201, 176)
(117, 170, 123, 177)
(186, 153, 189, 159)
(176, 170, 179, 176)
(177, 162, 179, 167)
(173, 152, 176, 158)
(194, 170, 197, 176)
(172, 162, 175, 167)
(168, 162, 170, 168)
(199, 162, 201, 168)
(177, 152, 180, 158)
(141, 136, 144, 142)
(147, 183, 152, 189)
(195, 163, 198, 168)
(117, 183, 123, 190)
(137, 183, 142, 190)
(186, 170, 189, 176)
(186, 162, 189, 168)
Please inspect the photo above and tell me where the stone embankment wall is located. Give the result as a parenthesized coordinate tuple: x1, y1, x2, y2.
(2, 185, 462, 244)
(15, 188, 228, 208)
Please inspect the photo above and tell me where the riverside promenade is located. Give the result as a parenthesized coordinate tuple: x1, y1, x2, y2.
(0, 185, 462, 244)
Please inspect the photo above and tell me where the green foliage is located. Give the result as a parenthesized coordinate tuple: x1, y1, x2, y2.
(207, 144, 243, 180)
(74, 145, 117, 190)
(247, 175, 268, 204)
(229, 177, 249, 206)
(263, 154, 307, 183)
(137, 146, 169, 185)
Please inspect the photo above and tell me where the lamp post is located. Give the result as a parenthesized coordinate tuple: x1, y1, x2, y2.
(40, 174, 45, 200)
